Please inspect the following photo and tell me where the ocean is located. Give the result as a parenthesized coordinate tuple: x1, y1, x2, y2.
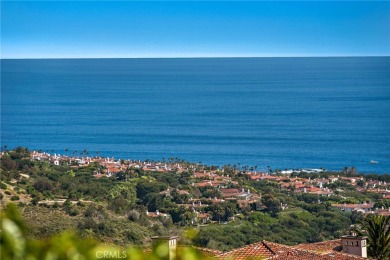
(1, 57, 389, 173)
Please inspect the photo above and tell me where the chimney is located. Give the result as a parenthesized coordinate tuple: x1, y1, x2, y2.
(341, 233, 367, 258)
(151, 236, 178, 260)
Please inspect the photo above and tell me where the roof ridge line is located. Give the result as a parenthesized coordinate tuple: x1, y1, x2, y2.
(216, 242, 261, 256)
(261, 240, 277, 256)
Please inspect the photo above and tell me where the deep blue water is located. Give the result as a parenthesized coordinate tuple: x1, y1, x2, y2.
(1, 57, 390, 173)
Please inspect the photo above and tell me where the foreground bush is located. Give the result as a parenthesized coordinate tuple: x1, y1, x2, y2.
(0, 204, 207, 260)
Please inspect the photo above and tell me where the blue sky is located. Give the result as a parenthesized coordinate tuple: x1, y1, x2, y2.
(1, 1, 390, 58)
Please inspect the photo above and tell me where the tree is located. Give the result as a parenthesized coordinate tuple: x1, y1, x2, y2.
(262, 194, 281, 216)
(210, 204, 225, 223)
(108, 196, 130, 214)
(375, 199, 390, 209)
(356, 215, 390, 260)
(136, 180, 167, 200)
(224, 202, 238, 220)
(357, 179, 366, 187)
(180, 211, 196, 225)
(109, 182, 137, 206)
(33, 178, 53, 193)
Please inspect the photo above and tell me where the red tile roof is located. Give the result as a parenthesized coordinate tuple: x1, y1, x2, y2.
(216, 242, 274, 260)
(332, 203, 373, 209)
(214, 240, 367, 260)
(265, 240, 366, 260)
(293, 239, 342, 254)
(192, 246, 223, 257)
(376, 209, 390, 216)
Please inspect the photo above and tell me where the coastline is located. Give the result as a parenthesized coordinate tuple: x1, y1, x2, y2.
(2, 146, 387, 175)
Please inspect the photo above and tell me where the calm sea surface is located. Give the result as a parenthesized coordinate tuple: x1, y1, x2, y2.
(1, 58, 389, 173)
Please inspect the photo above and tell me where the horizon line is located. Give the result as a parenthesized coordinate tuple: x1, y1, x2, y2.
(2, 55, 390, 60)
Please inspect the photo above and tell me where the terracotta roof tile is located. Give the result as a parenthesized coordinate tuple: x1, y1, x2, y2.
(264, 241, 366, 260)
(293, 239, 342, 254)
(214, 240, 367, 260)
(192, 246, 223, 257)
(216, 242, 274, 260)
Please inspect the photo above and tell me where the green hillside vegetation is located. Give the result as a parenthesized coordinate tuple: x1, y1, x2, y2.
(0, 147, 388, 252)
(1, 204, 207, 260)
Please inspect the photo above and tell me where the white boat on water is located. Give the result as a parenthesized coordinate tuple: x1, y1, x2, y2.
(369, 160, 379, 164)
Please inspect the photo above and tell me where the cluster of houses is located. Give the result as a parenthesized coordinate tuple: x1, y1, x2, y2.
(10, 150, 388, 259)
(29, 151, 390, 219)
(31, 151, 184, 176)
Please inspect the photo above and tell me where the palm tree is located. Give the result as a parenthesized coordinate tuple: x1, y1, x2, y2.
(356, 215, 390, 260)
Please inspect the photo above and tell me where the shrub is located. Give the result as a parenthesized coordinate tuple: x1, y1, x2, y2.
(5, 191, 11, 195)
(33, 178, 53, 192)
(63, 199, 72, 208)
(0, 182, 7, 189)
(68, 209, 79, 216)
(128, 210, 140, 221)
(18, 179, 28, 185)
(26, 186, 35, 194)
(31, 197, 40, 205)
(10, 195, 20, 201)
